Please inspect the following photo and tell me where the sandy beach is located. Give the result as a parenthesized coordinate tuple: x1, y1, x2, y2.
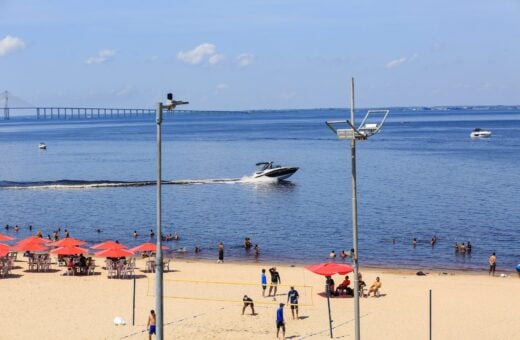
(1, 256, 519, 340)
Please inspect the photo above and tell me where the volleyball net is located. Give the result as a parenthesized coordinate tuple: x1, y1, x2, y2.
(147, 277, 314, 307)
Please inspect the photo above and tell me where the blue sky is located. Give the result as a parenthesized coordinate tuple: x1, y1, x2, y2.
(1, 0, 519, 110)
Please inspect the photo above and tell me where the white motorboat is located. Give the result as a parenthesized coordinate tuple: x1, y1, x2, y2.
(470, 128, 491, 138)
(38, 142, 47, 149)
(253, 162, 298, 181)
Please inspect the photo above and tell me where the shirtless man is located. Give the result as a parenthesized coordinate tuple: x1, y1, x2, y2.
(147, 310, 156, 339)
(489, 252, 496, 276)
(367, 277, 382, 297)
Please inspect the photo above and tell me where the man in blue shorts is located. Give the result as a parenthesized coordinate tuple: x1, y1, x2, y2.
(276, 303, 285, 339)
(147, 310, 156, 339)
(261, 269, 267, 296)
(287, 286, 299, 320)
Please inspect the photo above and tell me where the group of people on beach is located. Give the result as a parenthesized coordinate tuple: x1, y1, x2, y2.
(216, 238, 261, 264)
(239, 267, 296, 339)
(326, 272, 382, 298)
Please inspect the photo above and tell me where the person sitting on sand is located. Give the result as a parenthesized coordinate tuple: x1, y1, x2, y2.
(367, 277, 382, 297)
(242, 295, 255, 315)
(336, 275, 353, 295)
(358, 273, 367, 296)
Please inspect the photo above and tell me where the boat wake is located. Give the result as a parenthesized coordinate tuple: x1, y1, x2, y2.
(0, 179, 243, 190)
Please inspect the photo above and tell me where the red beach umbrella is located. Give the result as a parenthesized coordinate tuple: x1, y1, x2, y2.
(129, 243, 168, 252)
(305, 263, 354, 276)
(0, 233, 15, 241)
(50, 246, 88, 255)
(13, 242, 49, 252)
(95, 248, 134, 258)
(91, 240, 127, 250)
(49, 237, 86, 247)
(17, 236, 50, 245)
(0, 243, 10, 256)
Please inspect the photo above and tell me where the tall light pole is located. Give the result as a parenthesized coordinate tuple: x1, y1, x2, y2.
(326, 78, 389, 340)
(156, 93, 188, 340)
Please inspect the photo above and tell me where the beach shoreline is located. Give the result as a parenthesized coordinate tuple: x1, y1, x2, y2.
(1, 255, 519, 339)
(145, 254, 520, 275)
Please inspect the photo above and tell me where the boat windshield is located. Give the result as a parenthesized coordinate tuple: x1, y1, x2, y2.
(256, 162, 272, 171)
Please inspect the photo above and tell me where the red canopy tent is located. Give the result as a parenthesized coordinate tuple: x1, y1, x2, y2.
(17, 236, 51, 245)
(0, 243, 10, 256)
(129, 243, 168, 253)
(12, 242, 49, 252)
(95, 248, 134, 258)
(305, 262, 353, 276)
(91, 240, 126, 250)
(0, 233, 15, 242)
(50, 246, 89, 255)
(49, 238, 86, 247)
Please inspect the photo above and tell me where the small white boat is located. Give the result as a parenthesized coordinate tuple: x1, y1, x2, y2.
(38, 142, 47, 149)
(253, 162, 299, 181)
(470, 128, 491, 138)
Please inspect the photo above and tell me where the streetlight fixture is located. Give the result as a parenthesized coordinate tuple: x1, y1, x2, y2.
(156, 93, 189, 340)
(325, 78, 389, 340)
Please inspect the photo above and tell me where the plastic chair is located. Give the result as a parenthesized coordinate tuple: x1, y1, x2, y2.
(163, 258, 170, 272)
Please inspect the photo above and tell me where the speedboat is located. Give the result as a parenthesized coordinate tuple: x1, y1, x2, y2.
(470, 128, 491, 138)
(38, 142, 47, 149)
(253, 162, 299, 181)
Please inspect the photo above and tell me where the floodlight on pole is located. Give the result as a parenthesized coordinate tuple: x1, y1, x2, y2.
(156, 93, 188, 340)
(325, 78, 389, 340)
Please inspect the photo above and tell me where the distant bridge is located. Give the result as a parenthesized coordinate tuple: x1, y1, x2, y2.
(1, 91, 188, 120)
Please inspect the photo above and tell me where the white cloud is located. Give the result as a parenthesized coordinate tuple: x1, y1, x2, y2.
(177, 43, 216, 64)
(85, 49, 116, 64)
(215, 83, 228, 93)
(0, 35, 26, 57)
(209, 53, 225, 65)
(385, 57, 407, 69)
(236, 53, 254, 67)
